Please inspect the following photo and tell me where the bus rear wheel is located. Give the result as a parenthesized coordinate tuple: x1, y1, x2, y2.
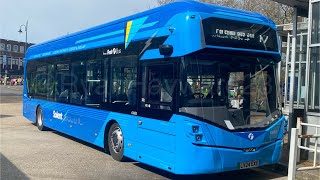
(36, 106, 46, 131)
(108, 123, 125, 161)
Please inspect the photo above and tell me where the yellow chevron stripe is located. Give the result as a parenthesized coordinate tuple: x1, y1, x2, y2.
(125, 21, 132, 45)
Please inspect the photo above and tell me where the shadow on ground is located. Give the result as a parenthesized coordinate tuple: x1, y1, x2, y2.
(133, 163, 286, 180)
(0, 153, 30, 180)
(0, 114, 15, 118)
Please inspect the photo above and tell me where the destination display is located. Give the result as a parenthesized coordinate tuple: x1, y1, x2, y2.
(202, 17, 278, 52)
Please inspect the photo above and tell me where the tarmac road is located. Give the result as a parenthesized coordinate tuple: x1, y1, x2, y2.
(0, 85, 288, 180)
(0, 85, 23, 104)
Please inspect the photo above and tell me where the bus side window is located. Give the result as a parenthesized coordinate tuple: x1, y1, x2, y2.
(26, 61, 36, 97)
(85, 59, 102, 107)
(141, 64, 177, 111)
(56, 63, 70, 103)
(110, 55, 137, 106)
(35, 65, 47, 98)
(70, 61, 86, 105)
(103, 59, 109, 104)
(47, 64, 55, 101)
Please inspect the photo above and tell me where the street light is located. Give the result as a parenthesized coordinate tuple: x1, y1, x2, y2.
(18, 20, 28, 85)
(18, 20, 28, 53)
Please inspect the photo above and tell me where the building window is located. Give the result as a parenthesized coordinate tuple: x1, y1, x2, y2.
(20, 46, 24, 53)
(13, 45, 19, 52)
(6, 44, 11, 51)
(18, 58, 22, 66)
(7, 57, 12, 69)
(308, 47, 320, 111)
(311, 2, 320, 44)
(0, 43, 5, 50)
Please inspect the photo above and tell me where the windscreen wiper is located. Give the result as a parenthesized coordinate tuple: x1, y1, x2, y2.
(250, 63, 270, 79)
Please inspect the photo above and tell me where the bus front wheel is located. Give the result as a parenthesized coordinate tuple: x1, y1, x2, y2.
(36, 106, 46, 131)
(108, 123, 125, 161)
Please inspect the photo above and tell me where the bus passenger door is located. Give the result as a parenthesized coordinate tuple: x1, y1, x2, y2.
(23, 91, 33, 120)
(136, 62, 178, 170)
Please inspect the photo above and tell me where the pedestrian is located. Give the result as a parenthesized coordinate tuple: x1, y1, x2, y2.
(17, 77, 22, 85)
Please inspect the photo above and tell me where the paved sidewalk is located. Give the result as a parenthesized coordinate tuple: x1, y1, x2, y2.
(3, 85, 23, 91)
(296, 162, 320, 180)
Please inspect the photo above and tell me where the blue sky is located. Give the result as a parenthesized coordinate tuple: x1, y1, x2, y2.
(0, 0, 158, 44)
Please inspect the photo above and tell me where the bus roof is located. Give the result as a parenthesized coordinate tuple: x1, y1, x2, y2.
(26, 0, 278, 60)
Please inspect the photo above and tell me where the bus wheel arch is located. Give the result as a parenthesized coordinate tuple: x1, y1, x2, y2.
(105, 120, 125, 161)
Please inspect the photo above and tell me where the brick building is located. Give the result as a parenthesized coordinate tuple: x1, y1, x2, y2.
(0, 38, 35, 77)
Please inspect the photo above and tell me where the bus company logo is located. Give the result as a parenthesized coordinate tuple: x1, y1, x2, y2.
(53, 111, 63, 120)
(103, 48, 122, 56)
(248, 133, 254, 141)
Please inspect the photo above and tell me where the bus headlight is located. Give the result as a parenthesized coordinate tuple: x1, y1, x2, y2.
(184, 121, 207, 144)
(192, 126, 199, 133)
(195, 135, 202, 141)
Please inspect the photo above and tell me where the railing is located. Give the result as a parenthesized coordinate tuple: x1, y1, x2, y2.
(288, 121, 320, 180)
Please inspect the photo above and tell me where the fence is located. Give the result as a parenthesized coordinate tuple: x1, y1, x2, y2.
(288, 121, 320, 180)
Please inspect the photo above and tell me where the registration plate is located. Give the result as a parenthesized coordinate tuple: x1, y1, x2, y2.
(239, 160, 259, 169)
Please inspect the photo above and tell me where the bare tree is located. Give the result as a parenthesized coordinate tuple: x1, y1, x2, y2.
(280, 4, 293, 24)
(157, 0, 175, 6)
(157, 0, 292, 24)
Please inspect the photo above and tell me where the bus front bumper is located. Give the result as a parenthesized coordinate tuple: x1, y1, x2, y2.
(174, 139, 283, 175)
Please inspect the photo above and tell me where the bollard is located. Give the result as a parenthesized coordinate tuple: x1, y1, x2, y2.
(288, 128, 298, 180)
(297, 117, 301, 163)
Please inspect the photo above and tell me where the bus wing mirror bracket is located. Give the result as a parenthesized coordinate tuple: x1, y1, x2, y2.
(159, 44, 173, 56)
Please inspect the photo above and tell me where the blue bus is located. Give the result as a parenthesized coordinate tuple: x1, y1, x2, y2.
(23, 0, 286, 175)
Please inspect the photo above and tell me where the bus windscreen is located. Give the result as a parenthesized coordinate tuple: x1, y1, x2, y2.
(202, 17, 278, 52)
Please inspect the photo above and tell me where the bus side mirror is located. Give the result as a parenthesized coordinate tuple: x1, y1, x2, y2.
(159, 44, 173, 56)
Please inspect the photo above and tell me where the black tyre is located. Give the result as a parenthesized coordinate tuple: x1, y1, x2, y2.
(108, 123, 125, 161)
(36, 106, 46, 131)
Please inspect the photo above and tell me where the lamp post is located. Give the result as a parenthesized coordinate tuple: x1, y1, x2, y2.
(18, 20, 28, 53)
(18, 20, 28, 82)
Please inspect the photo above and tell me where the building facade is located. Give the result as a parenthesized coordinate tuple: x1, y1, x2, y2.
(0, 38, 34, 78)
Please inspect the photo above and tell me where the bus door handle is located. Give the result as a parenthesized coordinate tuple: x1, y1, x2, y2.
(138, 120, 142, 125)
